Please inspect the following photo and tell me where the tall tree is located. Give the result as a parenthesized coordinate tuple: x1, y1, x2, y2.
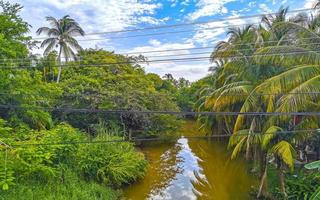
(36, 15, 85, 83)
(0, 0, 30, 60)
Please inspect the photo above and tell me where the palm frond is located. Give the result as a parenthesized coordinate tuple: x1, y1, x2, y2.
(272, 22, 320, 47)
(45, 16, 60, 30)
(262, 126, 283, 149)
(254, 46, 320, 67)
(40, 38, 57, 48)
(270, 140, 296, 169)
(233, 93, 260, 132)
(255, 65, 320, 95)
(277, 74, 320, 113)
(36, 27, 50, 35)
(213, 84, 253, 111)
(230, 135, 247, 159)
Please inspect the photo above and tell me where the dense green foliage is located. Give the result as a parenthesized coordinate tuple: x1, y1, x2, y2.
(0, 121, 147, 193)
(77, 135, 146, 187)
(195, 4, 320, 199)
(0, 1, 30, 59)
(5, 0, 320, 199)
(0, 1, 186, 199)
(0, 169, 121, 200)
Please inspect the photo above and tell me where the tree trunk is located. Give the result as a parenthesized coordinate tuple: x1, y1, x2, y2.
(276, 157, 287, 198)
(128, 129, 132, 140)
(57, 46, 63, 83)
(56, 66, 62, 83)
(245, 138, 250, 160)
(257, 154, 268, 198)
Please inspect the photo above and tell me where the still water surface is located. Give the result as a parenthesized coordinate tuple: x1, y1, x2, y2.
(124, 122, 255, 200)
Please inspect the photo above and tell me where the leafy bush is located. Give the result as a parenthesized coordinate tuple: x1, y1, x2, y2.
(0, 123, 84, 189)
(0, 169, 120, 200)
(146, 114, 182, 136)
(77, 135, 147, 187)
(270, 170, 320, 200)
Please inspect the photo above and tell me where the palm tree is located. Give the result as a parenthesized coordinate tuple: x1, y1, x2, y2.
(36, 15, 85, 83)
(200, 5, 320, 198)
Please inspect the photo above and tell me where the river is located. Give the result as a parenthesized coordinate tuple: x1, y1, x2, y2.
(123, 121, 256, 200)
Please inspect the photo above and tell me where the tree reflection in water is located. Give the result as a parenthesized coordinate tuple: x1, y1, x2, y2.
(124, 121, 256, 200)
(189, 139, 256, 200)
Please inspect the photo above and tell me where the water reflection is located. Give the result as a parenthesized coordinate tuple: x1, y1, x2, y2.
(123, 123, 255, 200)
(188, 139, 255, 200)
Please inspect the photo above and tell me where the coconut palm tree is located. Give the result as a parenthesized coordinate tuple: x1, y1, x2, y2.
(231, 17, 320, 197)
(36, 15, 85, 83)
(200, 5, 320, 198)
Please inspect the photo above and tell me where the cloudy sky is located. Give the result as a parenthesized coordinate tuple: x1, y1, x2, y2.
(8, 0, 316, 81)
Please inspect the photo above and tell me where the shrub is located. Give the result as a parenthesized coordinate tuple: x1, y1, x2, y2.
(0, 123, 85, 189)
(270, 170, 320, 199)
(0, 168, 120, 200)
(77, 135, 147, 187)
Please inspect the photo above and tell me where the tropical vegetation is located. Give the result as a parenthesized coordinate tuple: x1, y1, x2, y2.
(195, 3, 320, 199)
(0, 1, 184, 199)
(1, 0, 320, 199)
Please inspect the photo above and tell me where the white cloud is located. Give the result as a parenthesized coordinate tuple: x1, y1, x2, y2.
(128, 39, 195, 57)
(127, 40, 209, 81)
(189, 13, 259, 45)
(149, 39, 162, 46)
(9, 0, 166, 57)
(139, 16, 170, 25)
(188, 0, 236, 20)
(191, 23, 226, 45)
(248, 1, 256, 7)
(304, 0, 316, 8)
(259, 3, 272, 13)
(168, 0, 179, 7)
(181, 0, 191, 6)
(11, 0, 164, 34)
(145, 61, 209, 81)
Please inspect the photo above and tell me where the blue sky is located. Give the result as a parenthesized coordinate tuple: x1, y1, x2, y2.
(8, 0, 316, 81)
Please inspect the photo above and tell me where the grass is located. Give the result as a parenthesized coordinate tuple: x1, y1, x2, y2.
(0, 170, 121, 200)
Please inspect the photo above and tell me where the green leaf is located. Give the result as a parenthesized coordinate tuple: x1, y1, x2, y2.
(310, 186, 320, 200)
(305, 160, 320, 170)
(270, 140, 296, 169)
(2, 183, 9, 190)
(262, 126, 283, 149)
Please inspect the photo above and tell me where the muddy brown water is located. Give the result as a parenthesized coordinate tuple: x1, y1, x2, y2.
(123, 121, 256, 200)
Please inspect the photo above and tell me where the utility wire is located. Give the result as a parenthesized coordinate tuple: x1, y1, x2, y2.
(4, 36, 320, 63)
(31, 7, 316, 40)
(7, 129, 320, 147)
(72, 22, 262, 41)
(2, 91, 320, 98)
(0, 104, 320, 116)
(1, 49, 320, 70)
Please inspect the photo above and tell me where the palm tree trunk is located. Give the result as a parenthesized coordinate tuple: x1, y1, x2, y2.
(245, 136, 250, 160)
(276, 156, 287, 198)
(57, 66, 62, 83)
(257, 153, 268, 198)
(57, 46, 62, 83)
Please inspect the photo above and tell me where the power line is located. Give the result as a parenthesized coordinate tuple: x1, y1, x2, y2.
(7, 129, 320, 147)
(62, 22, 263, 42)
(31, 7, 316, 40)
(0, 104, 320, 116)
(3, 91, 320, 99)
(1, 49, 320, 70)
(5, 36, 320, 63)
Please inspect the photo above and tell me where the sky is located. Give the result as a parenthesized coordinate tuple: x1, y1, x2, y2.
(7, 0, 317, 81)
